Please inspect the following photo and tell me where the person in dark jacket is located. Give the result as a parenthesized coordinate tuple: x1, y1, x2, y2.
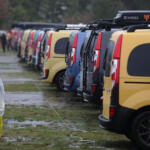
(1, 33, 6, 52)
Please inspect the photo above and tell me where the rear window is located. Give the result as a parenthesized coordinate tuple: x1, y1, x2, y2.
(127, 43, 150, 76)
(54, 38, 69, 54)
(67, 33, 75, 56)
(104, 40, 115, 77)
(80, 30, 92, 57)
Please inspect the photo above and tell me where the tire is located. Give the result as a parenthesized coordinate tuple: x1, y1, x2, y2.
(55, 71, 65, 90)
(131, 111, 150, 150)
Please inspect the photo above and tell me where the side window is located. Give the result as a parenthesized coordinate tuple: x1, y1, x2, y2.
(128, 43, 150, 76)
(54, 38, 69, 54)
(105, 40, 115, 77)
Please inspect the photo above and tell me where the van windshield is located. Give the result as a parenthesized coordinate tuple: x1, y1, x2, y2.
(104, 40, 115, 77)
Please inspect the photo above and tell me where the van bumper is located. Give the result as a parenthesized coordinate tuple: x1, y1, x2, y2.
(99, 106, 135, 134)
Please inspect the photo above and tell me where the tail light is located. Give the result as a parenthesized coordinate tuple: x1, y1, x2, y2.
(93, 32, 102, 72)
(37, 33, 42, 52)
(71, 33, 78, 66)
(100, 96, 104, 101)
(110, 107, 115, 117)
(69, 77, 74, 83)
(18, 32, 22, 45)
(44, 69, 49, 77)
(111, 34, 123, 89)
(46, 33, 53, 60)
(30, 32, 34, 48)
(92, 85, 96, 93)
(34, 41, 37, 56)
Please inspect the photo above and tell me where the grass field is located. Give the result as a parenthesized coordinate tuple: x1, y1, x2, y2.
(0, 48, 137, 150)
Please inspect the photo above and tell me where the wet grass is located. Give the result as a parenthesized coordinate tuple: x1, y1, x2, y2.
(0, 71, 41, 79)
(1, 125, 136, 150)
(4, 105, 98, 122)
(0, 49, 137, 150)
(5, 82, 52, 92)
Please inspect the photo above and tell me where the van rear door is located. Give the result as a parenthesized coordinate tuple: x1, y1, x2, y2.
(119, 32, 150, 109)
(103, 40, 115, 119)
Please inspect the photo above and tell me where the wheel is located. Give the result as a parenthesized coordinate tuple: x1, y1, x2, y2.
(55, 71, 65, 90)
(131, 111, 150, 150)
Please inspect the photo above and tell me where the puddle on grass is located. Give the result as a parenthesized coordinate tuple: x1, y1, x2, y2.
(68, 135, 96, 149)
(2, 136, 32, 143)
(5, 92, 45, 106)
(5, 119, 87, 132)
(0, 64, 21, 69)
(68, 135, 114, 150)
(0, 55, 19, 63)
(5, 91, 82, 108)
(0, 69, 25, 73)
(6, 120, 53, 128)
(5, 92, 63, 107)
(2, 78, 39, 84)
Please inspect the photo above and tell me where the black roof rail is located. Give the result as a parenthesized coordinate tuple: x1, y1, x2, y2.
(127, 24, 150, 32)
(89, 19, 113, 24)
(11, 22, 66, 29)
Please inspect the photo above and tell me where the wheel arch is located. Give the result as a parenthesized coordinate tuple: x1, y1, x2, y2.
(126, 105, 150, 133)
(53, 69, 66, 84)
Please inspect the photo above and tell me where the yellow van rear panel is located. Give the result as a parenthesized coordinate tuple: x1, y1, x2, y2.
(43, 30, 74, 83)
(103, 30, 150, 120)
(21, 29, 30, 58)
(119, 31, 150, 110)
(102, 31, 124, 119)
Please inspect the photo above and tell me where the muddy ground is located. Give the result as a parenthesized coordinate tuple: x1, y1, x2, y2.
(0, 50, 137, 150)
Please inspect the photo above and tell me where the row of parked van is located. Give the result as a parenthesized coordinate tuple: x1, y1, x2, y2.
(11, 11, 150, 150)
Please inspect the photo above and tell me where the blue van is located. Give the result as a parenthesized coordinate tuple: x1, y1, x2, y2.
(77, 30, 92, 96)
(34, 30, 45, 68)
(32, 30, 41, 66)
(64, 30, 88, 91)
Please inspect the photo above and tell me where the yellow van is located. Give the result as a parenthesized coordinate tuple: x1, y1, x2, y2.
(42, 30, 74, 90)
(99, 25, 150, 150)
(20, 29, 30, 59)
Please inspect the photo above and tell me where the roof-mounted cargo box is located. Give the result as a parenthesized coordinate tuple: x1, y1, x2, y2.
(114, 10, 150, 25)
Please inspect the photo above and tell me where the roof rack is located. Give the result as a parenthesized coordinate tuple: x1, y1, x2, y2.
(55, 24, 86, 31)
(12, 22, 86, 31)
(80, 20, 122, 32)
(127, 24, 150, 32)
(114, 10, 150, 25)
(11, 22, 66, 29)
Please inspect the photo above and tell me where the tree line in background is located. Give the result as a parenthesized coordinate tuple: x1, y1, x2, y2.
(1, 0, 150, 29)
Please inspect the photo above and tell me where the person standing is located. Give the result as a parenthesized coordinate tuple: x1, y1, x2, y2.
(1, 33, 6, 52)
(6, 31, 12, 51)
